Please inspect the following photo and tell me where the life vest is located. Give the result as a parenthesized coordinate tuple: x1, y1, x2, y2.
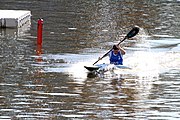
(109, 51, 123, 65)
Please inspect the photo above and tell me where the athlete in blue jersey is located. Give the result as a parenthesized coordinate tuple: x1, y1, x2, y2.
(99, 45, 126, 65)
(109, 45, 126, 65)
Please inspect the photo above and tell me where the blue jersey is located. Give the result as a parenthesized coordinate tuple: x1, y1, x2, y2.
(109, 51, 123, 65)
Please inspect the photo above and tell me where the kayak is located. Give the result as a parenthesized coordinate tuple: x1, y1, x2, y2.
(84, 63, 131, 72)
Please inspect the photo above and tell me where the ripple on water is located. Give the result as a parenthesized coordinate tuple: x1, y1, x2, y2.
(0, 0, 180, 119)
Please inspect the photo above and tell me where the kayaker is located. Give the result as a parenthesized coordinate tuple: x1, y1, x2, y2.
(99, 45, 126, 65)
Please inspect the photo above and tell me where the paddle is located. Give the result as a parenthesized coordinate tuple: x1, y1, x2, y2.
(93, 26, 140, 65)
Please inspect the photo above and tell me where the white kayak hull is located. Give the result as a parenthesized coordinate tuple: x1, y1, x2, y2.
(84, 64, 131, 72)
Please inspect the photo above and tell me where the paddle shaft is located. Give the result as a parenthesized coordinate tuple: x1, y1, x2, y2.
(92, 27, 139, 65)
(93, 36, 127, 65)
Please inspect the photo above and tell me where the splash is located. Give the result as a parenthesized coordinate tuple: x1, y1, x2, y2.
(67, 61, 92, 80)
(126, 51, 160, 79)
(124, 27, 180, 79)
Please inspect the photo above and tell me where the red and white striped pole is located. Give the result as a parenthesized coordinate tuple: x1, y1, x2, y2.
(37, 18, 43, 45)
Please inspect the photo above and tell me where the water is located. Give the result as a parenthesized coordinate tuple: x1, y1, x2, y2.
(0, 0, 180, 119)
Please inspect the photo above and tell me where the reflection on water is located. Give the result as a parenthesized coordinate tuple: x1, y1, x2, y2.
(0, 0, 180, 119)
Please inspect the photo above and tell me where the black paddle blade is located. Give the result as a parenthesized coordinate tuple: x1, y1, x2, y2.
(126, 27, 140, 38)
